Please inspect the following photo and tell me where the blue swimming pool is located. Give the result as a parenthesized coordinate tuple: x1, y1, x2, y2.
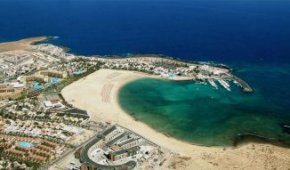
(73, 69, 86, 75)
(46, 77, 62, 86)
(32, 82, 43, 90)
(18, 141, 33, 148)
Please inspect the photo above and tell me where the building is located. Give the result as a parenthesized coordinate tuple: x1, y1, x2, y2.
(109, 146, 140, 161)
(22, 75, 47, 83)
(39, 70, 67, 79)
(102, 126, 119, 142)
(80, 163, 95, 170)
(20, 70, 67, 87)
(43, 100, 65, 109)
(80, 163, 89, 170)
(118, 138, 143, 150)
(0, 82, 25, 99)
(106, 132, 128, 147)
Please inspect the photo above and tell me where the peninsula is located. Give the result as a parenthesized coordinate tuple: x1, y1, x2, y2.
(0, 36, 48, 52)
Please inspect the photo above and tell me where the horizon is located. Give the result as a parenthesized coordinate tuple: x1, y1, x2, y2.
(1, 0, 290, 63)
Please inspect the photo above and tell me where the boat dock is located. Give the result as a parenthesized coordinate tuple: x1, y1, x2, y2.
(217, 79, 231, 91)
(208, 79, 218, 89)
(206, 75, 253, 93)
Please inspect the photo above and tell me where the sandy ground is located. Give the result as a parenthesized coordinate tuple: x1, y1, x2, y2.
(62, 69, 290, 170)
(67, 130, 95, 146)
(0, 36, 47, 52)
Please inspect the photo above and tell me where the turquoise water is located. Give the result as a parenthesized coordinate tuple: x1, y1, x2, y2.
(18, 141, 33, 148)
(118, 64, 290, 146)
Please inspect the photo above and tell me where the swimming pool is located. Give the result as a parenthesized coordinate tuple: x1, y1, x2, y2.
(32, 82, 43, 90)
(18, 141, 33, 148)
(46, 77, 62, 86)
(50, 77, 61, 84)
(73, 69, 86, 75)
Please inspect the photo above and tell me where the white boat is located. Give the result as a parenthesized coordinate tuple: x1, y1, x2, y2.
(208, 79, 218, 89)
(218, 79, 231, 91)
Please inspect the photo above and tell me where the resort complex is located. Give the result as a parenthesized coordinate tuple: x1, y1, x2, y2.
(77, 125, 160, 170)
(0, 37, 289, 170)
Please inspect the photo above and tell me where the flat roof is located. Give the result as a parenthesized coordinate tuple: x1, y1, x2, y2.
(110, 146, 140, 156)
(103, 126, 117, 136)
(80, 135, 136, 170)
(118, 138, 137, 147)
(106, 132, 128, 147)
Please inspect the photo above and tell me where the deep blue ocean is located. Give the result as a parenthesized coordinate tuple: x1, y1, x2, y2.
(1, 0, 290, 64)
(1, 0, 290, 146)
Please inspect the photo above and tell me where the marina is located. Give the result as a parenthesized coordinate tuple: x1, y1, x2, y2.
(207, 77, 253, 93)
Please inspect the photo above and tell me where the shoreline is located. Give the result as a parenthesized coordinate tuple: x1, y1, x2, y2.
(61, 69, 208, 155)
(114, 72, 290, 148)
(1, 37, 289, 169)
(0, 36, 49, 52)
(61, 69, 290, 169)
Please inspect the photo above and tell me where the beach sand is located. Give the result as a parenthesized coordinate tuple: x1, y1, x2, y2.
(0, 36, 48, 52)
(61, 69, 290, 170)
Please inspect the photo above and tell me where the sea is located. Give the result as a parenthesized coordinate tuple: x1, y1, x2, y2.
(1, 0, 290, 146)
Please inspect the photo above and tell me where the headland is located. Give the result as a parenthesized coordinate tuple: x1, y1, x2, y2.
(0, 36, 48, 52)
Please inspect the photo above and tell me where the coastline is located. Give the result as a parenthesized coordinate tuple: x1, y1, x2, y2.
(61, 69, 290, 170)
(1, 36, 289, 169)
(0, 36, 49, 52)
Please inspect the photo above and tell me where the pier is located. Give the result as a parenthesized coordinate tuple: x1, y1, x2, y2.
(231, 75, 253, 93)
(217, 79, 231, 91)
(207, 79, 218, 90)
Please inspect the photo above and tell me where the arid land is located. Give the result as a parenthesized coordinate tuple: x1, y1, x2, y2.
(0, 36, 48, 52)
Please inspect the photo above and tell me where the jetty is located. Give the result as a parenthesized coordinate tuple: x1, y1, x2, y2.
(231, 75, 253, 93)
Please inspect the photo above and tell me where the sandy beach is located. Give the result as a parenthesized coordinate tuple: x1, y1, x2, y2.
(0, 36, 48, 52)
(62, 69, 290, 170)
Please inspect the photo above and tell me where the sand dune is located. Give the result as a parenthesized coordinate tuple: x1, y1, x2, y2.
(61, 69, 290, 170)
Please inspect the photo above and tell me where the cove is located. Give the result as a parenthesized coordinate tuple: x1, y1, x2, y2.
(118, 74, 290, 146)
